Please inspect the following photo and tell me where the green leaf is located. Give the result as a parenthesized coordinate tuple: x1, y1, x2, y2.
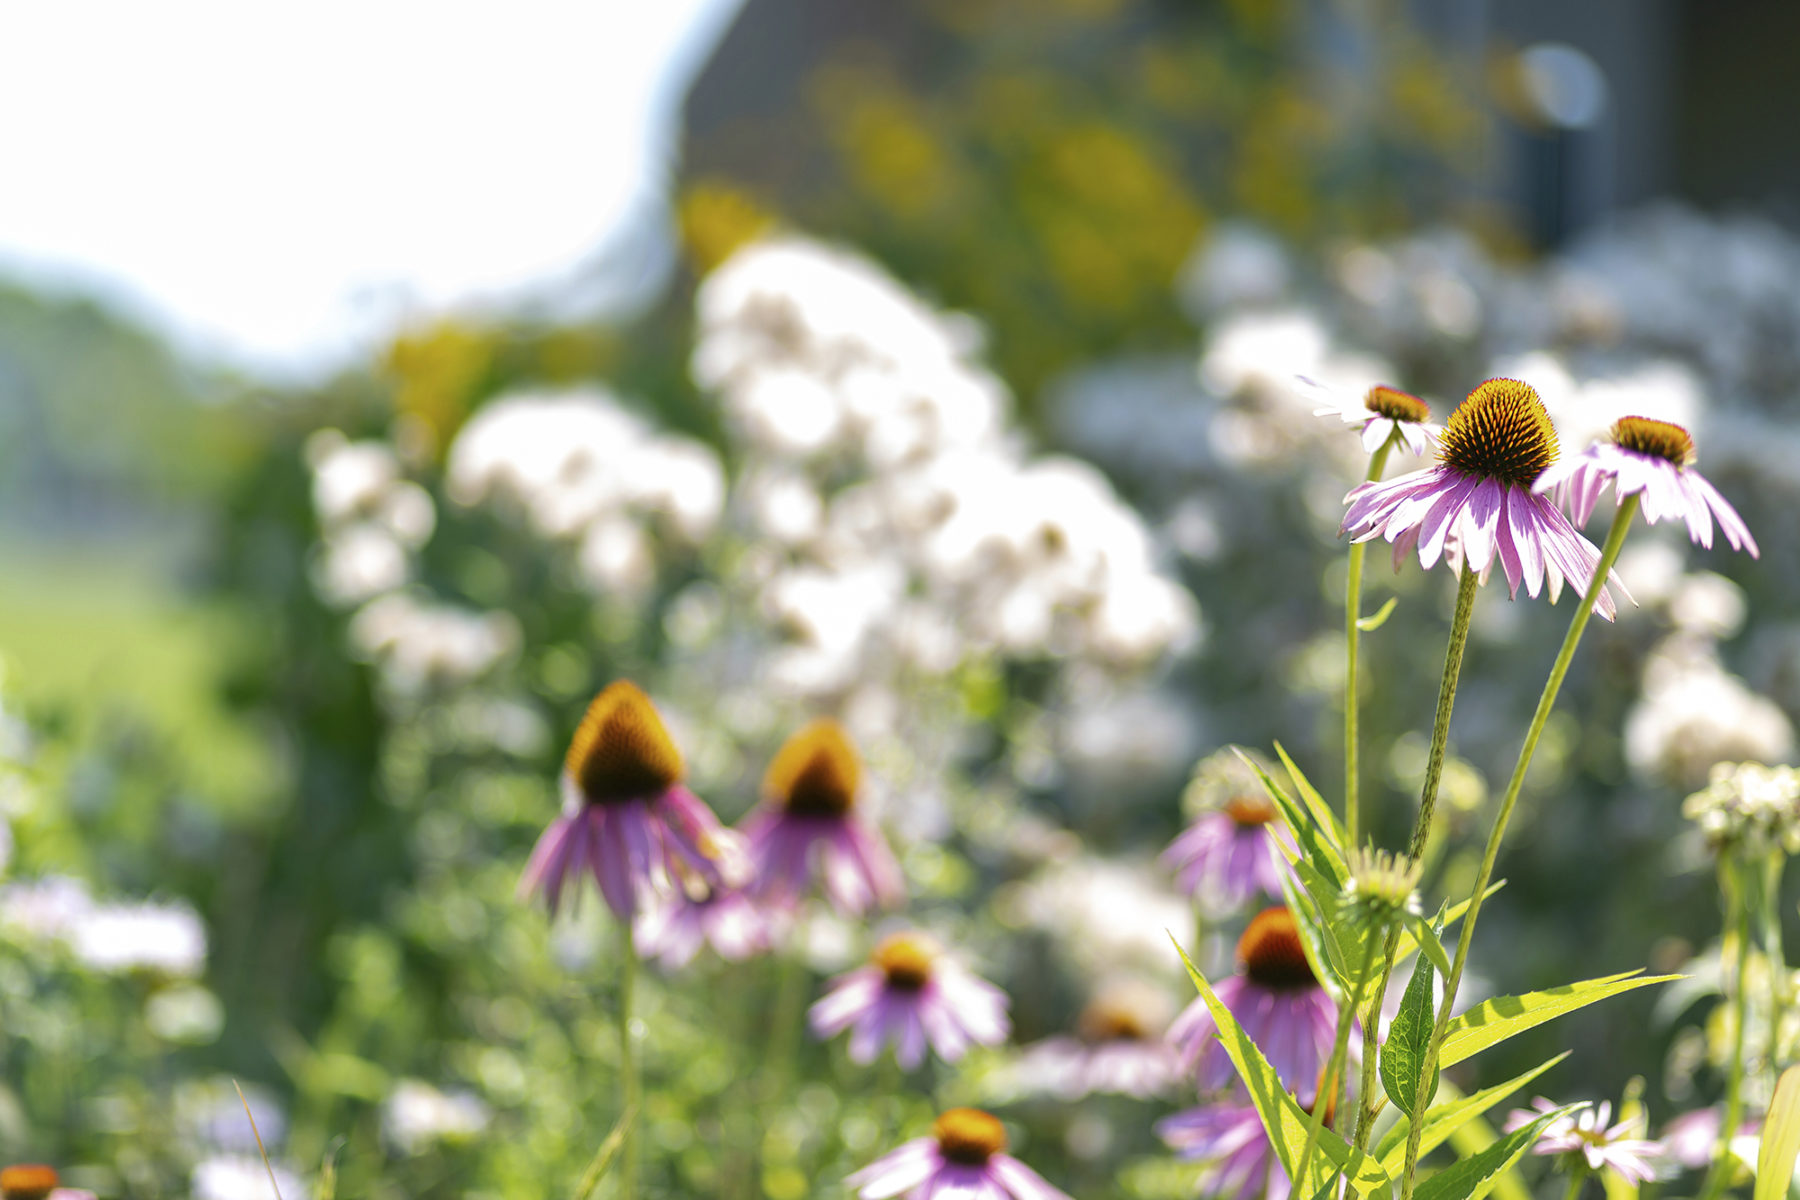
(1381, 944, 1439, 1118)
(1273, 741, 1347, 852)
(1756, 1065, 1800, 1200)
(571, 1103, 635, 1200)
(1236, 747, 1346, 885)
(1394, 884, 1504, 967)
(1377, 1053, 1570, 1175)
(1171, 936, 1392, 1199)
(1406, 912, 1453, 979)
(1440, 972, 1683, 1069)
(1280, 863, 1352, 997)
(1357, 597, 1399, 632)
(1415, 1102, 1586, 1200)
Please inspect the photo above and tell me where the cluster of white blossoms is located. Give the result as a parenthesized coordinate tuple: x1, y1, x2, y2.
(306, 431, 436, 607)
(305, 430, 521, 695)
(382, 1078, 492, 1154)
(1682, 761, 1800, 854)
(446, 388, 725, 597)
(695, 235, 1198, 699)
(0, 875, 207, 977)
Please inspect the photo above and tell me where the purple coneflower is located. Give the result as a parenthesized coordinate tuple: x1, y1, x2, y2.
(740, 718, 905, 916)
(633, 873, 766, 969)
(1311, 380, 1444, 456)
(1534, 416, 1758, 557)
(809, 932, 1009, 1069)
(1168, 906, 1342, 1100)
(1506, 1098, 1669, 1184)
(847, 1108, 1071, 1200)
(519, 680, 741, 922)
(1157, 1097, 1296, 1200)
(1164, 790, 1289, 910)
(1660, 1106, 1759, 1170)
(1341, 378, 1619, 618)
(1012, 981, 1178, 1099)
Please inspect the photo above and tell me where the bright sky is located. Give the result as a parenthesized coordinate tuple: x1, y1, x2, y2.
(0, 0, 741, 375)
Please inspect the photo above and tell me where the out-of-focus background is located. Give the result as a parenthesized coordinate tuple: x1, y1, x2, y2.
(2, 2, 1797, 1196)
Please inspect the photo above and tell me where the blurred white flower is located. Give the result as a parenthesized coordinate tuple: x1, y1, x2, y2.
(1007, 856, 1190, 975)
(349, 593, 519, 693)
(383, 1079, 491, 1154)
(192, 1156, 304, 1200)
(69, 900, 207, 977)
(0, 875, 94, 940)
(178, 1078, 288, 1155)
(306, 431, 401, 527)
(1668, 572, 1746, 639)
(312, 525, 409, 607)
(1177, 222, 1292, 320)
(1627, 637, 1793, 788)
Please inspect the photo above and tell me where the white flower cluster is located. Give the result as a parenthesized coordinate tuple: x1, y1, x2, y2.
(382, 1078, 492, 1153)
(306, 431, 436, 607)
(1682, 761, 1800, 854)
(446, 388, 725, 597)
(695, 235, 1198, 699)
(348, 593, 519, 696)
(0, 876, 207, 977)
(305, 429, 523, 695)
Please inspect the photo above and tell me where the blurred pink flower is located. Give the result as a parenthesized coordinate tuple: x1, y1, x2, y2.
(810, 932, 1008, 1069)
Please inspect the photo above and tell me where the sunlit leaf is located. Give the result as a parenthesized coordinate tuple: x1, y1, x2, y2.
(1273, 741, 1347, 852)
(572, 1104, 635, 1200)
(1406, 912, 1453, 979)
(1357, 597, 1399, 632)
(1394, 884, 1503, 967)
(1755, 1065, 1800, 1200)
(1414, 1102, 1585, 1200)
(1381, 942, 1439, 1118)
(1440, 973, 1682, 1069)
(1172, 936, 1392, 1198)
(1377, 1053, 1570, 1175)
(1237, 747, 1346, 885)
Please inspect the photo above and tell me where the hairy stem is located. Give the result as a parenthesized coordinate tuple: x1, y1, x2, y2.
(1296, 950, 1375, 1187)
(1397, 495, 1638, 1200)
(1350, 565, 1479, 1149)
(1345, 433, 1399, 849)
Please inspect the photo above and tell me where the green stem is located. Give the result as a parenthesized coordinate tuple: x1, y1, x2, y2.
(1345, 433, 1399, 849)
(620, 923, 640, 1200)
(1700, 861, 1754, 1200)
(1296, 951, 1375, 1187)
(1562, 1162, 1590, 1200)
(1351, 565, 1479, 1149)
(1397, 495, 1639, 1200)
(1765, 850, 1787, 1073)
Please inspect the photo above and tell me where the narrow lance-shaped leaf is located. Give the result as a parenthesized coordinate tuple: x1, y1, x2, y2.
(1756, 1065, 1800, 1200)
(1415, 1102, 1587, 1200)
(1381, 942, 1439, 1118)
(1394, 883, 1504, 968)
(1280, 862, 1351, 998)
(1376, 1053, 1570, 1175)
(1236, 748, 1346, 886)
(1357, 597, 1399, 632)
(1171, 935, 1393, 1199)
(1440, 972, 1684, 1069)
(1272, 741, 1347, 853)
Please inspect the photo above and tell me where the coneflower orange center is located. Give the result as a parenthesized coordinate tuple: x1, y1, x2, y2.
(1224, 794, 1277, 827)
(764, 719, 861, 816)
(1365, 385, 1431, 424)
(933, 1108, 1008, 1164)
(565, 680, 684, 804)
(1077, 998, 1152, 1042)
(1436, 378, 1559, 489)
(1237, 906, 1316, 990)
(1612, 416, 1696, 467)
(0, 1165, 60, 1200)
(872, 933, 936, 990)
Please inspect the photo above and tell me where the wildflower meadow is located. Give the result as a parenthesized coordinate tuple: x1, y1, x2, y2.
(4, 6, 1800, 1200)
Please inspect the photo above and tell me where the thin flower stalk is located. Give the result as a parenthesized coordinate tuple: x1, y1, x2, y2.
(1351, 565, 1479, 1149)
(620, 925, 640, 1199)
(1698, 864, 1755, 1200)
(1345, 428, 1401, 848)
(1397, 494, 1640, 1200)
(1294, 948, 1376, 1189)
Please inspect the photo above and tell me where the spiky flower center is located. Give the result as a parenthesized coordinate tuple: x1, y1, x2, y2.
(565, 680, 684, 804)
(1224, 794, 1277, 828)
(1436, 378, 1559, 488)
(1342, 847, 1422, 928)
(1238, 906, 1316, 990)
(1612, 416, 1696, 467)
(1077, 997, 1152, 1043)
(1365, 385, 1431, 424)
(764, 719, 861, 817)
(872, 933, 936, 991)
(933, 1108, 1008, 1165)
(0, 1165, 60, 1200)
